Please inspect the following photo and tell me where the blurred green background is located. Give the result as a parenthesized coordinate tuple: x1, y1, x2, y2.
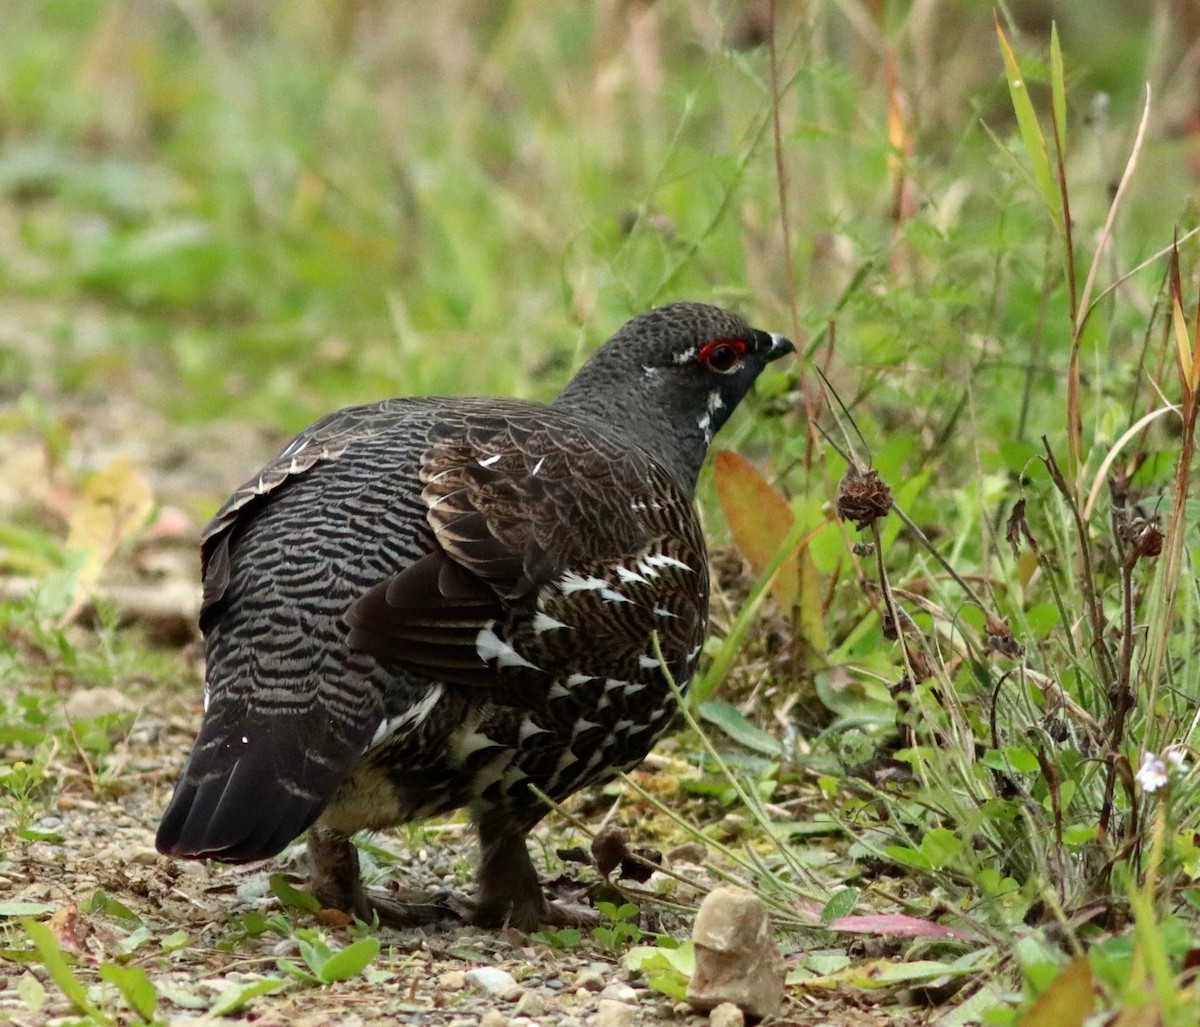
(2, 1, 1194, 461)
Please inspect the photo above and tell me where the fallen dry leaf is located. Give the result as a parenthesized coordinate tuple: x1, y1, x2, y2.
(61, 457, 155, 625)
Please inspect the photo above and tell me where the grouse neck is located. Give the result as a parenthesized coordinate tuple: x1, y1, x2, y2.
(550, 387, 712, 496)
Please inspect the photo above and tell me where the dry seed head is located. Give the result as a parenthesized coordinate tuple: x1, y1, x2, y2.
(836, 465, 893, 529)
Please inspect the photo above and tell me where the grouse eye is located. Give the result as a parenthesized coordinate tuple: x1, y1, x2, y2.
(696, 339, 745, 374)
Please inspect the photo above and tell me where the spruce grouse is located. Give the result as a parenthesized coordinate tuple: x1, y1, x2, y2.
(157, 302, 793, 930)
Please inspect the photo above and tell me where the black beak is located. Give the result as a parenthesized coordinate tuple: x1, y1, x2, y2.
(755, 329, 794, 361)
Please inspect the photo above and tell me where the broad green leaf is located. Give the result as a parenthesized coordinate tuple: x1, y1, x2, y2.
(99, 962, 157, 1021)
(0, 902, 57, 917)
(802, 957, 975, 989)
(116, 926, 155, 955)
(269, 873, 320, 913)
(318, 937, 380, 983)
(160, 930, 189, 952)
(296, 934, 335, 977)
(208, 976, 289, 1016)
(625, 941, 694, 999)
(1063, 823, 1096, 846)
(820, 888, 857, 925)
(277, 957, 321, 984)
(883, 845, 931, 871)
(16, 971, 45, 1012)
(697, 700, 782, 756)
(981, 746, 1041, 774)
(920, 828, 961, 869)
(90, 890, 142, 925)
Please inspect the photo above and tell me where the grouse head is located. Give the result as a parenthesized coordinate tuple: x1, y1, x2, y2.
(552, 302, 793, 489)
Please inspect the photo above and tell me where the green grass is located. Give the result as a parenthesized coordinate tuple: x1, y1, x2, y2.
(2, 1, 1200, 1023)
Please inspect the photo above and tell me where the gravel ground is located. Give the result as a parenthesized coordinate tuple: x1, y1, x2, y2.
(0, 681, 762, 1025)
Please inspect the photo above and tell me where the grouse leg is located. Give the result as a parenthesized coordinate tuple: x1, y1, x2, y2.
(307, 824, 454, 928)
(465, 814, 599, 931)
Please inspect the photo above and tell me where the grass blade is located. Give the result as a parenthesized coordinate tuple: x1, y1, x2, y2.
(1049, 23, 1067, 158)
(994, 17, 1062, 235)
(22, 919, 111, 1025)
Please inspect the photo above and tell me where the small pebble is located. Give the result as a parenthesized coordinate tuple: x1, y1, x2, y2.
(439, 970, 467, 991)
(465, 967, 519, 996)
(129, 846, 161, 865)
(516, 991, 546, 1017)
(666, 841, 707, 863)
(709, 1003, 744, 1027)
(479, 1011, 508, 1027)
(598, 983, 638, 1004)
(544, 978, 565, 990)
(592, 999, 636, 1027)
(575, 969, 606, 992)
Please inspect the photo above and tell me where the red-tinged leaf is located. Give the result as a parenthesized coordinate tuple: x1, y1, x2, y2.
(1016, 955, 1094, 1027)
(45, 904, 94, 962)
(712, 450, 798, 610)
(827, 914, 970, 941)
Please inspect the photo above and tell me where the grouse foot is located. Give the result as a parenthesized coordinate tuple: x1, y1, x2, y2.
(307, 825, 459, 928)
(460, 813, 602, 931)
(306, 821, 598, 932)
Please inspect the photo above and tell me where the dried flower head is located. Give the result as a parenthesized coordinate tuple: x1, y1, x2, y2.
(837, 465, 893, 530)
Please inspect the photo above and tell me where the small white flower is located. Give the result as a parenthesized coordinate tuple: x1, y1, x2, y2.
(1135, 752, 1168, 793)
(1164, 746, 1189, 773)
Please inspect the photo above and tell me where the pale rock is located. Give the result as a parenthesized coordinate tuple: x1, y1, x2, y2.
(709, 1002, 745, 1027)
(465, 966, 517, 996)
(515, 991, 546, 1017)
(592, 999, 636, 1027)
(575, 968, 606, 992)
(686, 887, 784, 1019)
(438, 970, 466, 991)
(128, 846, 161, 865)
(598, 982, 638, 1004)
(479, 1010, 509, 1027)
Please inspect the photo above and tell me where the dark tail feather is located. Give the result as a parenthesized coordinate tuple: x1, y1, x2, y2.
(156, 752, 326, 863)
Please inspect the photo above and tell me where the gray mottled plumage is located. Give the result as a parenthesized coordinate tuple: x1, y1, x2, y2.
(157, 302, 792, 929)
